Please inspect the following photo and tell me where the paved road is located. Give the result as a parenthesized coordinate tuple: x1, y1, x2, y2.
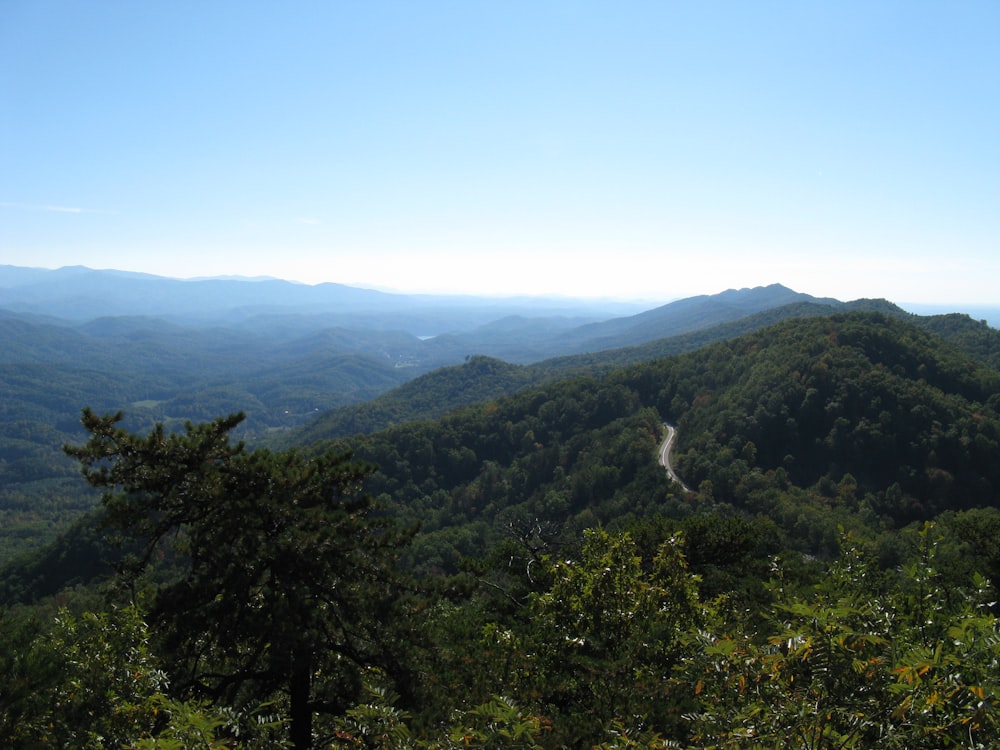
(658, 423, 691, 492)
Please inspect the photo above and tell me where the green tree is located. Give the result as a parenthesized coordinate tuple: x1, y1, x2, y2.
(518, 528, 700, 745)
(0, 604, 247, 749)
(678, 530, 1000, 748)
(64, 410, 410, 750)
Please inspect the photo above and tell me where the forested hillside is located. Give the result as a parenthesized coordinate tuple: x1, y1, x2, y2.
(289, 299, 1000, 446)
(298, 312, 998, 575)
(3, 309, 1000, 748)
(284, 299, 867, 444)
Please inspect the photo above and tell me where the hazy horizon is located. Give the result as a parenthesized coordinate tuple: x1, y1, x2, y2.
(3, 2, 998, 305)
(10, 262, 1000, 325)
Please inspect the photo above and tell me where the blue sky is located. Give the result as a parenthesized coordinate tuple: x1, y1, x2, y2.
(2, 1, 998, 304)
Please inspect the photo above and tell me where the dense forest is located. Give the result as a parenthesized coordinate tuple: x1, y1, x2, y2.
(0, 285, 879, 565)
(1, 276, 843, 565)
(281, 298, 1000, 445)
(2, 309, 1000, 748)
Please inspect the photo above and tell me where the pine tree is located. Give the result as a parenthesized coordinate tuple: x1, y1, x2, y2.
(65, 409, 411, 750)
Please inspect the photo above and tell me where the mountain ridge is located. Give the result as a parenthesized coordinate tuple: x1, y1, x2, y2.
(0, 265, 645, 329)
(285, 296, 1000, 445)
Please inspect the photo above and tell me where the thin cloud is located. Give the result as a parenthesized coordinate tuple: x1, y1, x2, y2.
(0, 201, 118, 215)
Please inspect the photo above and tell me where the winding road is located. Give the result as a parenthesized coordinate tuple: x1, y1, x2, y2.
(658, 423, 691, 492)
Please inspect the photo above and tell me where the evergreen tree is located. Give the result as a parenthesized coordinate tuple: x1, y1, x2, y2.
(65, 409, 411, 750)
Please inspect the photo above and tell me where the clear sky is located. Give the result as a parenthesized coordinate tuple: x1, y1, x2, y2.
(2, 1, 998, 305)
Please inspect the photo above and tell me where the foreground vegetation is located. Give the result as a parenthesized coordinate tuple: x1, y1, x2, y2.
(2, 311, 1000, 747)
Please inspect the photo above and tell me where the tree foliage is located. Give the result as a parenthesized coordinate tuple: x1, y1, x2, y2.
(679, 528, 1000, 749)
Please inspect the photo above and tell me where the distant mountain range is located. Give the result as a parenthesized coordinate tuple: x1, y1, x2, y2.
(430, 283, 848, 361)
(0, 265, 645, 333)
(0, 265, 892, 375)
